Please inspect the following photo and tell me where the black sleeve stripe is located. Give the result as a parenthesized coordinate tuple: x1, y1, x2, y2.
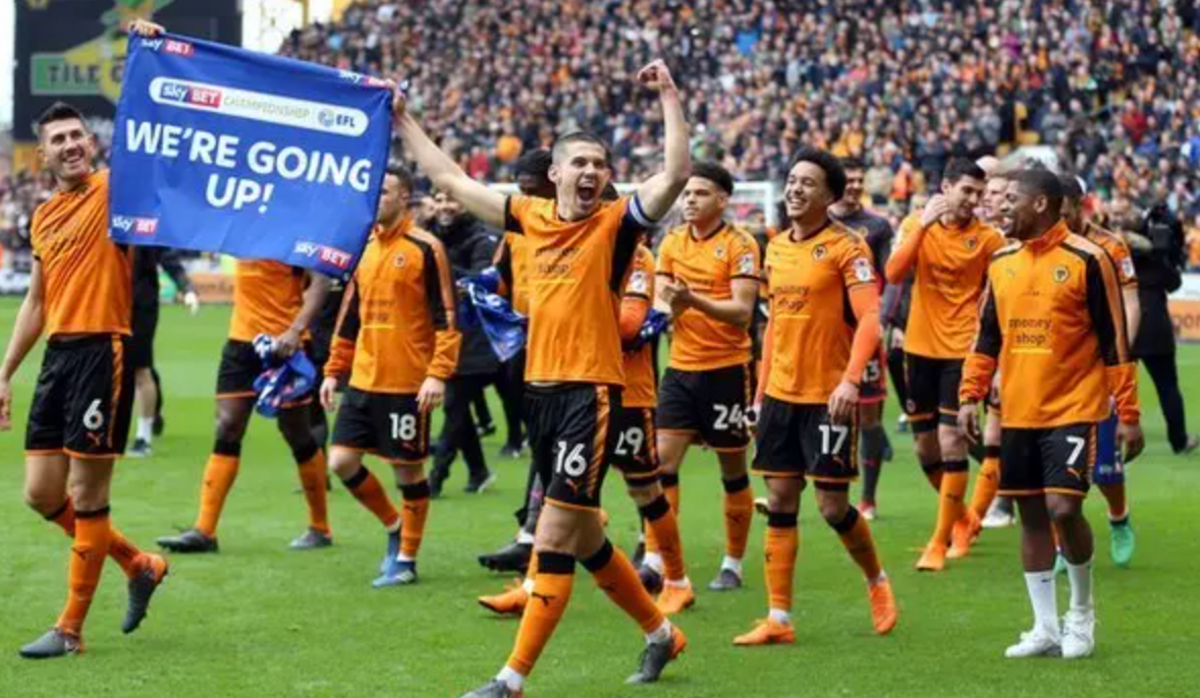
(504, 196, 524, 235)
(972, 282, 1002, 359)
(336, 280, 361, 341)
(412, 236, 452, 331)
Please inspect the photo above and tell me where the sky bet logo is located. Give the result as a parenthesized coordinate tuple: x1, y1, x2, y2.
(294, 241, 352, 269)
(158, 81, 223, 109)
(140, 38, 195, 56)
(112, 216, 160, 236)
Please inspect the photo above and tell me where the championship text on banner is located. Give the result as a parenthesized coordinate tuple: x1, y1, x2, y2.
(109, 33, 392, 278)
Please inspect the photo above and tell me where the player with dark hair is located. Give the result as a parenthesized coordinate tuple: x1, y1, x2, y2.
(1060, 174, 1141, 567)
(886, 157, 1004, 572)
(735, 147, 897, 646)
(959, 168, 1143, 659)
(831, 156, 894, 520)
(318, 164, 459, 586)
(0, 50, 169, 658)
(649, 160, 761, 607)
(392, 60, 691, 696)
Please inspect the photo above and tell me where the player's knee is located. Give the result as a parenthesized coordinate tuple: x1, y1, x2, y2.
(815, 490, 850, 526)
(764, 478, 801, 513)
(1046, 497, 1083, 524)
(625, 481, 660, 508)
(858, 404, 881, 429)
(214, 411, 248, 444)
(23, 484, 64, 516)
(393, 461, 426, 485)
(937, 425, 965, 455)
(328, 448, 360, 480)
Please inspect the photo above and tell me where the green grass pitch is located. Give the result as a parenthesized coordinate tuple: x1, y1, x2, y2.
(1, 300, 1198, 697)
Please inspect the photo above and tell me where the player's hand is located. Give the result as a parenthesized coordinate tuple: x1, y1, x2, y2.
(183, 291, 200, 316)
(958, 402, 981, 445)
(920, 195, 950, 229)
(128, 19, 165, 37)
(1117, 421, 1145, 464)
(889, 327, 904, 351)
(388, 78, 409, 120)
(827, 380, 859, 425)
(636, 60, 677, 93)
(274, 328, 302, 358)
(0, 378, 12, 431)
(661, 278, 693, 314)
(319, 377, 339, 412)
(744, 401, 761, 436)
(417, 376, 445, 413)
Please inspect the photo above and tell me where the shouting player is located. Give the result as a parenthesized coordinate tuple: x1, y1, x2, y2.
(319, 164, 459, 586)
(959, 169, 1143, 659)
(735, 148, 897, 647)
(392, 59, 690, 696)
(885, 158, 1004, 571)
(651, 161, 760, 606)
(830, 156, 894, 520)
(0, 99, 169, 657)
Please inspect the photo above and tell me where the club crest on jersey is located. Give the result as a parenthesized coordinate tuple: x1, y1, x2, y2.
(965, 237, 978, 251)
(812, 244, 828, 260)
(628, 270, 648, 294)
(1053, 266, 1070, 284)
(394, 253, 407, 268)
(715, 245, 726, 260)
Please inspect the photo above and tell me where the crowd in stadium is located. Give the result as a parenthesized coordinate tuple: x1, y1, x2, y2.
(4, 0, 1200, 266)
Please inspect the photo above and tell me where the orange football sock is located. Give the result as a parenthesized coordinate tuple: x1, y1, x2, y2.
(56, 508, 113, 637)
(765, 513, 799, 612)
(342, 466, 401, 530)
(1099, 483, 1127, 521)
(584, 540, 665, 633)
(399, 480, 431, 559)
(506, 551, 575, 676)
(662, 473, 680, 514)
(723, 477, 754, 560)
(523, 550, 539, 582)
(45, 499, 140, 578)
(640, 496, 686, 581)
(195, 453, 239, 537)
(931, 465, 969, 548)
(836, 508, 882, 580)
(970, 452, 1001, 517)
(296, 449, 330, 535)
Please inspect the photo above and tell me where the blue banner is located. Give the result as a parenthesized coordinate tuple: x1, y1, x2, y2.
(109, 33, 392, 278)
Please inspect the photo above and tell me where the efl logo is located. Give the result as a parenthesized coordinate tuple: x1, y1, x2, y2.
(164, 39, 194, 56)
(318, 109, 356, 130)
(319, 246, 353, 270)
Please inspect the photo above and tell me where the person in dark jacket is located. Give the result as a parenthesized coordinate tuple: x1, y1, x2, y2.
(128, 247, 198, 457)
(1130, 203, 1198, 454)
(427, 191, 503, 495)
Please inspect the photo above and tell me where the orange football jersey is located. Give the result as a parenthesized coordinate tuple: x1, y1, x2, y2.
(889, 214, 1004, 358)
(1084, 222, 1137, 289)
(656, 222, 760, 371)
(763, 221, 878, 404)
(31, 170, 132, 337)
(960, 222, 1139, 427)
(500, 195, 649, 385)
(325, 217, 461, 393)
(622, 245, 657, 408)
(228, 260, 306, 342)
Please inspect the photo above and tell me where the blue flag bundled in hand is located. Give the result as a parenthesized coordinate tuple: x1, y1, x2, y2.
(457, 267, 527, 362)
(625, 309, 671, 352)
(109, 33, 392, 279)
(252, 334, 317, 418)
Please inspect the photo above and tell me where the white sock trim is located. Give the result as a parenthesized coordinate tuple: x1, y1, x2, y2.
(137, 417, 154, 442)
(721, 555, 744, 575)
(642, 552, 664, 573)
(516, 530, 535, 545)
(645, 619, 672, 644)
(497, 666, 525, 691)
(768, 608, 791, 625)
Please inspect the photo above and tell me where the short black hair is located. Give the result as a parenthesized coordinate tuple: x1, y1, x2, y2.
(551, 132, 610, 167)
(514, 148, 552, 178)
(1011, 169, 1065, 215)
(385, 161, 414, 193)
(787, 147, 847, 200)
(943, 157, 987, 185)
(690, 161, 735, 195)
(36, 101, 87, 136)
(839, 156, 865, 172)
(1057, 173, 1085, 200)
(601, 183, 620, 202)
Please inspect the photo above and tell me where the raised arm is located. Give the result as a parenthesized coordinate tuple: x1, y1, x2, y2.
(633, 61, 691, 222)
(392, 90, 506, 229)
(0, 260, 46, 430)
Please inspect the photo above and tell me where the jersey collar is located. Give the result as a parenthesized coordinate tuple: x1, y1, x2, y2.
(376, 214, 413, 240)
(689, 220, 727, 242)
(1024, 219, 1070, 253)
